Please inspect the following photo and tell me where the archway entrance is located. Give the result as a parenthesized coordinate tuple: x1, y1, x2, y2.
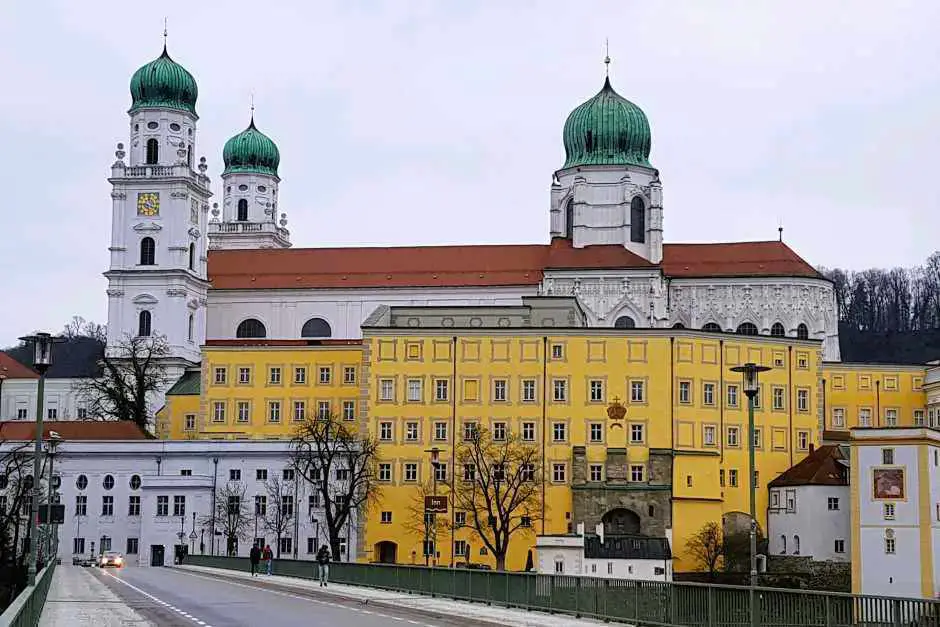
(602, 508, 641, 535)
(374, 541, 397, 564)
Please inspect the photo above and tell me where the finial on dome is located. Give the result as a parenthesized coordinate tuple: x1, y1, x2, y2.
(604, 38, 610, 77)
(249, 92, 256, 128)
(162, 17, 168, 53)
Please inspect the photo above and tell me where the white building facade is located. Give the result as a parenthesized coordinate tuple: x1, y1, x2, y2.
(535, 523, 672, 582)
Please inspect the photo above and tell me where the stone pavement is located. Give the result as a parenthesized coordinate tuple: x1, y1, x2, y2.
(176, 564, 626, 627)
(39, 565, 153, 626)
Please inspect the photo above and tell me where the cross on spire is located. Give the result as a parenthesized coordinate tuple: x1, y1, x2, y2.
(604, 38, 611, 76)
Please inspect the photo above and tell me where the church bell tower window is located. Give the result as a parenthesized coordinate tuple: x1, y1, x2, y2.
(565, 199, 574, 240)
(145, 138, 159, 165)
(630, 196, 645, 244)
(237, 199, 249, 222)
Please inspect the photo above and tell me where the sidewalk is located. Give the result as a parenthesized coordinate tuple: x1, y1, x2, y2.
(39, 566, 153, 626)
(176, 564, 625, 627)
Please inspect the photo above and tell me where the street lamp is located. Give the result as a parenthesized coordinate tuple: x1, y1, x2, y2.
(424, 447, 441, 567)
(19, 332, 59, 586)
(190, 512, 197, 554)
(45, 431, 63, 562)
(730, 362, 771, 588)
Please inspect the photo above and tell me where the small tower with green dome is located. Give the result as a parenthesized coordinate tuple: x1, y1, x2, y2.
(208, 114, 291, 250)
(549, 60, 663, 264)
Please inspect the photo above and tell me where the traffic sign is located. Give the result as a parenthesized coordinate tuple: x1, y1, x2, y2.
(424, 495, 447, 514)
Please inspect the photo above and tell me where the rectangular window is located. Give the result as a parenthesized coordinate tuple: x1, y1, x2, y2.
(884, 503, 896, 520)
(268, 401, 281, 423)
(589, 380, 604, 402)
(703, 383, 715, 406)
(553, 422, 567, 442)
(630, 380, 645, 403)
(678, 381, 691, 404)
(230, 469, 241, 481)
(75, 495, 87, 517)
(184, 414, 196, 431)
(269, 367, 282, 384)
(772, 387, 785, 410)
(885, 538, 896, 554)
(753, 428, 762, 449)
(342, 400, 355, 421)
(126, 538, 139, 555)
(73, 537, 85, 554)
(236, 401, 250, 423)
(630, 424, 644, 444)
(726, 384, 739, 408)
(786, 490, 796, 511)
(552, 463, 566, 482)
(434, 422, 448, 442)
(214, 367, 227, 384)
(343, 366, 356, 384)
(522, 422, 535, 442)
(828, 497, 840, 511)
(493, 422, 507, 441)
(551, 344, 563, 359)
(317, 401, 330, 420)
(719, 469, 725, 487)
(860, 408, 872, 427)
(454, 540, 467, 559)
(797, 431, 810, 451)
(797, 354, 809, 369)
(729, 469, 739, 488)
(522, 379, 536, 402)
(589, 423, 603, 443)
(832, 408, 845, 428)
(493, 379, 507, 402)
(238, 367, 251, 384)
(704, 425, 716, 446)
(404, 463, 418, 482)
(463, 463, 476, 482)
(128, 496, 140, 516)
(279, 537, 293, 556)
(407, 379, 423, 402)
(378, 463, 392, 482)
(379, 422, 393, 441)
(379, 379, 394, 401)
(405, 422, 419, 442)
(293, 401, 306, 422)
(16, 408, 27, 420)
(630, 465, 644, 482)
(914, 410, 926, 426)
(281, 495, 294, 517)
(771, 491, 779, 508)
(47, 408, 57, 420)
(834, 539, 845, 554)
(212, 401, 226, 423)
(434, 463, 447, 483)
(727, 426, 740, 447)
(256, 469, 268, 481)
(294, 367, 306, 384)
(318, 367, 332, 384)
(797, 389, 809, 412)
(885, 409, 898, 427)
(463, 421, 478, 441)
(381, 511, 392, 524)
(589, 464, 603, 482)
(308, 493, 319, 512)
(76, 407, 88, 419)
(101, 496, 113, 517)
(455, 512, 467, 527)
(434, 379, 449, 402)
(883, 448, 895, 465)
(553, 380, 567, 402)
(157, 496, 169, 517)
(752, 386, 762, 409)
(180, 469, 192, 476)
(173, 496, 186, 517)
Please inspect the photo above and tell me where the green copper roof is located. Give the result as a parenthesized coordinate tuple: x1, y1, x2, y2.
(562, 77, 651, 169)
(166, 370, 200, 396)
(222, 118, 280, 177)
(129, 45, 198, 115)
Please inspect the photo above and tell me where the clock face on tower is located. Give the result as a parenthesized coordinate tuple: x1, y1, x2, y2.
(137, 192, 160, 217)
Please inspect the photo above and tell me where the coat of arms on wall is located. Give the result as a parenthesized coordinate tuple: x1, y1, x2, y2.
(872, 467, 905, 500)
(607, 398, 626, 422)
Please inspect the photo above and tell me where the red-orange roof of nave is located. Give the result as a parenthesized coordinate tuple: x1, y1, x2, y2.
(0, 352, 39, 379)
(207, 238, 820, 290)
(0, 421, 152, 441)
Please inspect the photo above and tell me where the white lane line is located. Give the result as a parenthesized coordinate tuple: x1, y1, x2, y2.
(101, 571, 214, 627)
(172, 568, 442, 626)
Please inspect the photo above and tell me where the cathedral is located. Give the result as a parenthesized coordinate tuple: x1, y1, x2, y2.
(104, 44, 839, 400)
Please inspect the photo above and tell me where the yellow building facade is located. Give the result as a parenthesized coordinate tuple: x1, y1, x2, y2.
(821, 363, 926, 433)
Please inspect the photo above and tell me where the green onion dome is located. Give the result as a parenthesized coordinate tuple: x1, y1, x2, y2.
(129, 45, 198, 115)
(222, 118, 280, 177)
(562, 77, 651, 169)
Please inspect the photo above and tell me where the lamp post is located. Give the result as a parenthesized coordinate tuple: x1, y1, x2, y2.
(45, 431, 62, 561)
(730, 362, 771, 589)
(190, 512, 197, 554)
(424, 447, 441, 567)
(0, 367, 8, 419)
(19, 332, 57, 586)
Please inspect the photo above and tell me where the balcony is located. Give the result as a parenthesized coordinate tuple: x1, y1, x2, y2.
(111, 163, 210, 189)
(208, 221, 289, 237)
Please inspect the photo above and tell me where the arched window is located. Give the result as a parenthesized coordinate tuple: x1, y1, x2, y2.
(188, 243, 195, 270)
(630, 196, 646, 244)
(237, 199, 248, 222)
(139, 237, 155, 265)
(793, 535, 801, 555)
(736, 322, 759, 336)
(145, 138, 159, 165)
(301, 317, 332, 338)
(702, 322, 722, 332)
(236, 318, 266, 339)
(188, 314, 194, 342)
(564, 199, 574, 240)
(672, 322, 686, 329)
(138, 311, 152, 337)
(796, 323, 809, 340)
(186, 144, 193, 167)
(781, 535, 787, 554)
(614, 316, 636, 329)
(770, 322, 786, 337)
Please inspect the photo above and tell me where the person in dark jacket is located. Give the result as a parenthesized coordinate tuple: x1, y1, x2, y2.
(249, 543, 261, 577)
(263, 544, 274, 575)
(316, 545, 331, 587)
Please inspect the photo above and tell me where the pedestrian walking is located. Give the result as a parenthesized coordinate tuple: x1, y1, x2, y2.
(249, 543, 261, 577)
(316, 544, 331, 587)
(263, 544, 273, 575)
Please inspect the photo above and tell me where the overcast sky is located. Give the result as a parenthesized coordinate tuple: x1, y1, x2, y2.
(1, 1, 938, 347)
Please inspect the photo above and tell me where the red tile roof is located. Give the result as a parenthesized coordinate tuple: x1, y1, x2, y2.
(206, 239, 820, 290)
(0, 421, 151, 441)
(0, 352, 39, 379)
(768, 444, 848, 488)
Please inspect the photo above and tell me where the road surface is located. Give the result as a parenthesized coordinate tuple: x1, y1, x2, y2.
(92, 565, 495, 626)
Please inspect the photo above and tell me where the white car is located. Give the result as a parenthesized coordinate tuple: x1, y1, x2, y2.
(99, 552, 124, 568)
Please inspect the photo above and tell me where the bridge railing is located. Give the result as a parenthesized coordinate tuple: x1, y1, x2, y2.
(185, 555, 940, 627)
(0, 561, 56, 627)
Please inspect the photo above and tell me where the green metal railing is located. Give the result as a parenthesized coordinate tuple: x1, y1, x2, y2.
(0, 561, 56, 627)
(186, 555, 940, 627)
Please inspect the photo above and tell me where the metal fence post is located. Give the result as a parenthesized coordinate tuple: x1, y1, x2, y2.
(750, 586, 758, 627)
(707, 584, 715, 627)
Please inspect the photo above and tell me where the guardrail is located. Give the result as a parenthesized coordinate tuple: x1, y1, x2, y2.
(0, 561, 56, 627)
(185, 555, 940, 627)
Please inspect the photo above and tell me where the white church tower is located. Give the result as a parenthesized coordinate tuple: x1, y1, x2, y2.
(208, 115, 290, 250)
(104, 44, 211, 396)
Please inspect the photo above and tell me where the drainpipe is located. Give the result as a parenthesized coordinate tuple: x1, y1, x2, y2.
(211, 457, 219, 556)
(541, 336, 548, 534)
(450, 335, 457, 568)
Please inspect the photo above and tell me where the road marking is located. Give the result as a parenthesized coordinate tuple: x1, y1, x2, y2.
(172, 568, 441, 626)
(101, 571, 214, 627)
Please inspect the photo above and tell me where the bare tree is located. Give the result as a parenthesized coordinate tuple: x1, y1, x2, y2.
(73, 334, 171, 430)
(262, 475, 295, 558)
(200, 482, 251, 557)
(404, 481, 450, 566)
(453, 428, 541, 571)
(686, 522, 723, 579)
(61, 316, 106, 342)
(291, 413, 380, 561)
